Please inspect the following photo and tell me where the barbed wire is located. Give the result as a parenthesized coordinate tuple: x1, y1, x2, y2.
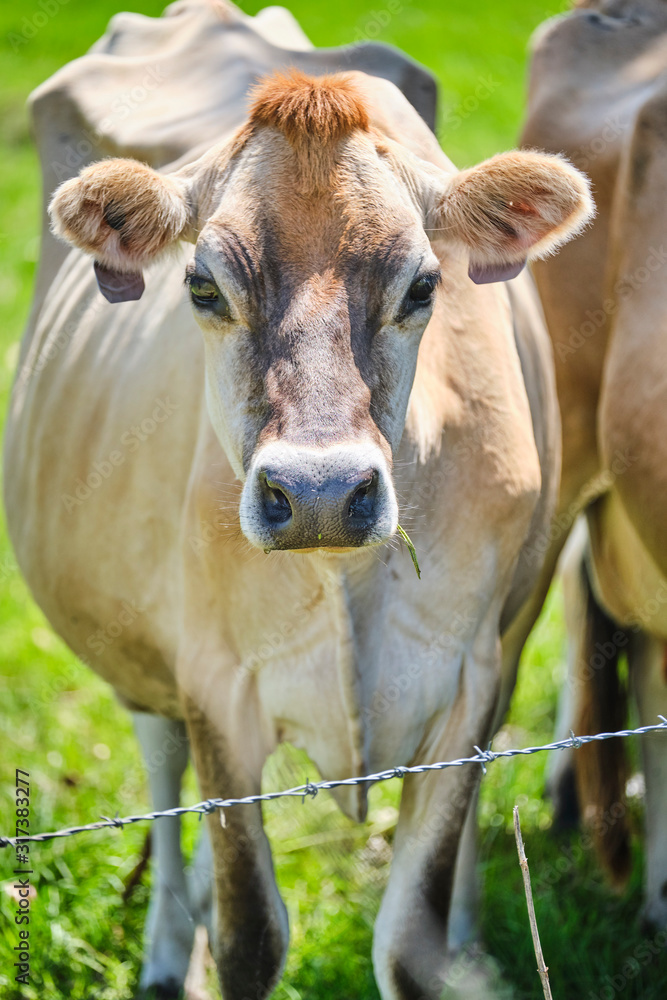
(2, 717, 666, 848)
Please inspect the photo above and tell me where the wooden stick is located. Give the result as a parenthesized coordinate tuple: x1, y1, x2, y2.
(513, 805, 554, 1000)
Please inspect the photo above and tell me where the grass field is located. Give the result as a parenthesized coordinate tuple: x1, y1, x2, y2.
(1, 1, 666, 998)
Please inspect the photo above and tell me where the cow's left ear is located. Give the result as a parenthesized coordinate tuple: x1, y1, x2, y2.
(49, 159, 195, 302)
(437, 151, 594, 284)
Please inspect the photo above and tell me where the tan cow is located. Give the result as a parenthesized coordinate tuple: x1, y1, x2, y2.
(5, 2, 592, 997)
(521, 0, 667, 933)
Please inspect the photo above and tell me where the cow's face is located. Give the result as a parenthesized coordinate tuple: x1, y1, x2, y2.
(188, 116, 443, 551)
(50, 71, 592, 552)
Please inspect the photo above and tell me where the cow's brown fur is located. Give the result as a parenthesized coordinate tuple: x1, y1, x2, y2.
(249, 69, 370, 144)
(246, 70, 372, 194)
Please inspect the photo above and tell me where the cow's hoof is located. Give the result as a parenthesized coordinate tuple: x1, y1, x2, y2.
(640, 890, 667, 937)
(385, 944, 515, 1000)
(440, 946, 515, 1000)
(547, 763, 580, 832)
(141, 979, 183, 1000)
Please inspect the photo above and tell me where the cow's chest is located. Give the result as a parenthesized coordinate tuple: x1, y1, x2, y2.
(217, 547, 483, 797)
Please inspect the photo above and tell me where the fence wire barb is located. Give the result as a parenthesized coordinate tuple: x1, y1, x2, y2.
(2, 718, 666, 848)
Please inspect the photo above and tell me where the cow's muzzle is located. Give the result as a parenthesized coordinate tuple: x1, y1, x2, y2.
(240, 443, 398, 551)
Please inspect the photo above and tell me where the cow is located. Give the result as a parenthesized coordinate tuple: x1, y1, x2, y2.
(521, 0, 667, 934)
(4, 1, 593, 997)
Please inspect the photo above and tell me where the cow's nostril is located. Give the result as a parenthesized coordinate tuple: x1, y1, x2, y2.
(348, 472, 378, 521)
(261, 476, 293, 525)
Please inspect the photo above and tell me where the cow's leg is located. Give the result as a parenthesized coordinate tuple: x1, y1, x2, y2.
(374, 764, 487, 1000)
(630, 633, 667, 932)
(373, 652, 500, 1000)
(183, 696, 289, 1000)
(187, 823, 215, 944)
(133, 712, 195, 998)
(447, 786, 479, 952)
(544, 518, 589, 829)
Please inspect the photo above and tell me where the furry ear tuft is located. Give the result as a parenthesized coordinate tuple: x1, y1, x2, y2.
(439, 151, 594, 279)
(49, 158, 192, 272)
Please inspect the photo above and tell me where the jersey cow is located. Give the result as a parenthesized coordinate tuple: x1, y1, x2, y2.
(521, 0, 667, 934)
(5, 2, 592, 997)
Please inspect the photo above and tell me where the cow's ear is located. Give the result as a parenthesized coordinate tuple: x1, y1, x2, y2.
(49, 159, 194, 302)
(437, 151, 594, 284)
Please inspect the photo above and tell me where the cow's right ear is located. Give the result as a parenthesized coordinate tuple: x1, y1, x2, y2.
(49, 159, 195, 302)
(434, 151, 594, 285)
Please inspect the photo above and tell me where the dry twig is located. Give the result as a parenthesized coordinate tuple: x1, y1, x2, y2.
(514, 805, 553, 1000)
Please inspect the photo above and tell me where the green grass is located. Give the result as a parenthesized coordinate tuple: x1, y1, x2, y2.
(1, 1, 666, 998)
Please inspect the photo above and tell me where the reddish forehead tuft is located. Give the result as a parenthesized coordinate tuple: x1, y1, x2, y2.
(249, 69, 370, 144)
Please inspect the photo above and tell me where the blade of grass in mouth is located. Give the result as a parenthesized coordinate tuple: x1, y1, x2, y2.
(397, 524, 421, 579)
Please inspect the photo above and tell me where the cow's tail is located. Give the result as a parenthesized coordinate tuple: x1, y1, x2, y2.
(574, 558, 632, 887)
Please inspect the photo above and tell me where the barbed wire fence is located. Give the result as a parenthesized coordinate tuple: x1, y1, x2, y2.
(2, 717, 666, 847)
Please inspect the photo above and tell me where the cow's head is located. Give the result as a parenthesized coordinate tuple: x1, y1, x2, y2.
(50, 71, 592, 553)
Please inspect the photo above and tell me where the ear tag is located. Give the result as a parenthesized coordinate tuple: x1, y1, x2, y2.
(468, 258, 527, 284)
(94, 261, 145, 303)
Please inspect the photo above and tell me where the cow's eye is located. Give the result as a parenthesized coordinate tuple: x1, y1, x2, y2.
(408, 273, 439, 305)
(188, 276, 230, 317)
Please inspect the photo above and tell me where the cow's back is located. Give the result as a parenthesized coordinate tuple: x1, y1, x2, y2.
(521, 6, 667, 505)
(521, 3, 667, 625)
